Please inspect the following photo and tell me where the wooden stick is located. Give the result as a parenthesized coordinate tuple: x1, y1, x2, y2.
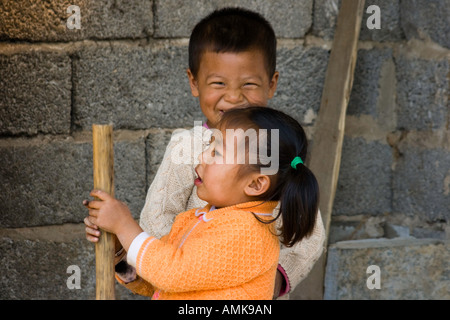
(295, 0, 365, 299)
(92, 124, 116, 300)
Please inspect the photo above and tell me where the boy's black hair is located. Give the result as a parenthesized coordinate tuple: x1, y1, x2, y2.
(189, 7, 277, 79)
(218, 107, 320, 247)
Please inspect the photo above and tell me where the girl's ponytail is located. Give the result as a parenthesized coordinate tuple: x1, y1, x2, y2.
(279, 158, 319, 247)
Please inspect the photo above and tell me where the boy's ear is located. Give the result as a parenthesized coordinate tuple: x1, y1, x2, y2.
(244, 174, 271, 198)
(268, 71, 279, 99)
(187, 69, 199, 97)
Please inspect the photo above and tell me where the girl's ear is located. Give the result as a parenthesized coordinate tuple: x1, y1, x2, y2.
(244, 174, 271, 197)
(187, 69, 199, 97)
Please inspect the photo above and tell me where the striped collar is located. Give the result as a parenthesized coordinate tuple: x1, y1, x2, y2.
(197, 201, 278, 219)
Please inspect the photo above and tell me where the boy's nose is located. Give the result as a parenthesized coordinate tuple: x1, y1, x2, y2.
(224, 88, 244, 105)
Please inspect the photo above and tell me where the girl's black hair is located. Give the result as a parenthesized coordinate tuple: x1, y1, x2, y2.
(218, 107, 320, 247)
(188, 7, 277, 79)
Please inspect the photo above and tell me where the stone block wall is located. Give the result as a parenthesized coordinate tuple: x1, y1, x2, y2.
(0, 0, 448, 300)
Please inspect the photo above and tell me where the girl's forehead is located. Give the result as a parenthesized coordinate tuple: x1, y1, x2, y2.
(211, 127, 259, 147)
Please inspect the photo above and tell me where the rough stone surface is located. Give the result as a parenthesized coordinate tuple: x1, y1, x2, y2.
(0, 137, 146, 228)
(347, 48, 393, 118)
(400, 0, 450, 48)
(329, 217, 386, 244)
(393, 143, 450, 222)
(333, 137, 392, 216)
(312, 0, 340, 40)
(154, 0, 313, 38)
(324, 239, 450, 300)
(395, 56, 448, 131)
(0, 228, 148, 299)
(0, 50, 71, 136)
(312, 0, 404, 42)
(359, 0, 404, 42)
(0, 236, 96, 299)
(73, 41, 202, 131)
(273, 46, 329, 126)
(0, 0, 153, 42)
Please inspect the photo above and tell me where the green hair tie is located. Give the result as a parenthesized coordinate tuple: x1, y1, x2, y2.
(291, 156, 303, 169)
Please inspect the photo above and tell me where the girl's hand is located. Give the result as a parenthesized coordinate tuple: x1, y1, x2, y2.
(83, 215, 100, 243)
(84, 189, 132, 235)
(83, 189, 143, 251)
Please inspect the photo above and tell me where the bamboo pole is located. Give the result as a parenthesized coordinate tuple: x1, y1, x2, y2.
(92, 124, 116, 300)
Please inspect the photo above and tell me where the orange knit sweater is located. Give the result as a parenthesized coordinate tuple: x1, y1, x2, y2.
(117, 201, 279, 300)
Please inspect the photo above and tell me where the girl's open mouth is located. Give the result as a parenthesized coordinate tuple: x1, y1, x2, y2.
(194, 168, 203, 186)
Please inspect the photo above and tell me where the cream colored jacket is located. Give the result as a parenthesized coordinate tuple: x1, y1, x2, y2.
(139, 125, 326, 296)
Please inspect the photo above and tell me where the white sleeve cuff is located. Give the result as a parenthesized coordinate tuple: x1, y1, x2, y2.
(127, 232, 151, 268)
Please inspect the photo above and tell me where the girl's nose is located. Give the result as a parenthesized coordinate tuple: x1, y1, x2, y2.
(198, 149, 205, 164)
(198, 147, 212, 164)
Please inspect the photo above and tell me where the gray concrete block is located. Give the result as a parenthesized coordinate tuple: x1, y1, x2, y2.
(393, 145, 450, 222)
(384, 223, 411, 239)
(329, 223, 362, 244)
(154, 0, 312, 38)
(348, 48, 393, 118)
(400, 0, 450, 48)
(395, 56, 448, 130)
(273, 46, 329, 126)
(0, 0, 153, 42)
(0, 226, 148, 299)
(324, 238, 450, 299)
(359, 0, 404, 42)
(0, 236, 95, 299)
(412, 227, 447, 240)
(0, 50, 71, 136)
(313, 0, 404, 42)
(73, 41, 202, 131)
(0, 137, 146, 228)
(332, 137, 392, 215)
(312, 0, 340, 40)
(329, 216, 386, 244)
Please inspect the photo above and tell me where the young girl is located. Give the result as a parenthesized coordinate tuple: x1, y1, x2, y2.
(84, 106, 319, 300)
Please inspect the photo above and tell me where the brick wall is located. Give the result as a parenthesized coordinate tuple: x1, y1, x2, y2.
(0, 0, 448, 299)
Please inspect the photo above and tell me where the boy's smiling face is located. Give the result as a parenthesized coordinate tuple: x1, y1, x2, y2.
(187, 50, 279, 128)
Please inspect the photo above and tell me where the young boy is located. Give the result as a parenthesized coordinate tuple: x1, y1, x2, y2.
(85, 7, 325, 299)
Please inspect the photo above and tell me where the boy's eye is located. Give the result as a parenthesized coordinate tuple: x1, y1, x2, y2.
(244, 82, 258, 88)
(210, 82, 225, 87)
